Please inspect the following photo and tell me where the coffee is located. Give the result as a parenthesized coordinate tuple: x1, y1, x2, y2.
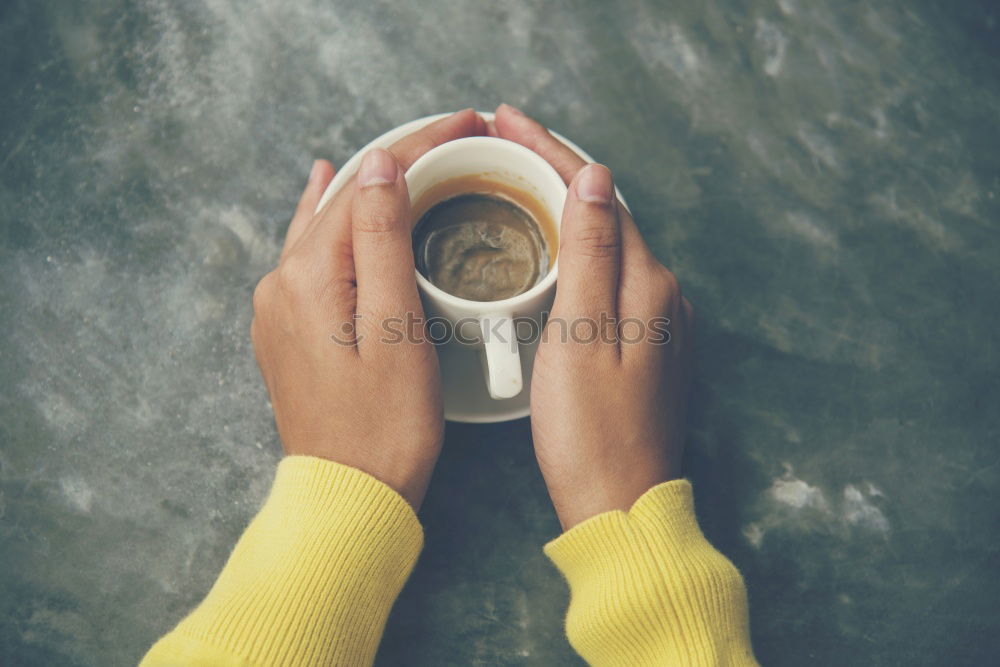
(412, 176, 557, 302)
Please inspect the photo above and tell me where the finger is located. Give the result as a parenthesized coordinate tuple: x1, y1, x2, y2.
(292, 109, 486, 257)
(351, 148, 422, 322)
(494, 103, 586, 185)
(493, 103, 657, 275)
(282, 159, 335, 259)
(387, 108, 487, 170)
(495, 104, 677, 328)
(553, 164, 621, 321)
(617, 218, 669, 311)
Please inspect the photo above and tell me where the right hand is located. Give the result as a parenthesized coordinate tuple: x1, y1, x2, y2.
(251, 110, 487, 510)
(492, 104, 695, 530)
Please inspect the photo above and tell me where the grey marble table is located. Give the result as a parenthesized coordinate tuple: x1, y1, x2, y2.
(2, 1, 998, 665)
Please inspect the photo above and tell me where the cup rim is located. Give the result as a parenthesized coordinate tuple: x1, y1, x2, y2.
(405, 136, 567, 312)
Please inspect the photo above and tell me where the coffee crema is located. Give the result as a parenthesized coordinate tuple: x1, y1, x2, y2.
(412, 175, 558, 302)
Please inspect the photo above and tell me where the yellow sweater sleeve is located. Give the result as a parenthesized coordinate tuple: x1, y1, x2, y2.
(141, 456, 422, 667)
(544, 479, 758, 666)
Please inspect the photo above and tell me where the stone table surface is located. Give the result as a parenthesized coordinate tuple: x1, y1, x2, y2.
(2, 1, 999, 665)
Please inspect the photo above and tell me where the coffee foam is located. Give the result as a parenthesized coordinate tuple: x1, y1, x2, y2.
(411, 176, 559, 302)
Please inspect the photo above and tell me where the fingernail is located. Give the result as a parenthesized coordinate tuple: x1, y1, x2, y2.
(500, 102, 524, 117)
(308, 159, 323, 184)
(358, 149, 397, 187)
(575, 164, 613, 204)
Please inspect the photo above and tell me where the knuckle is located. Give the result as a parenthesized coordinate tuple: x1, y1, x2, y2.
(357, 208, 399, 236)
(648, 263, 680, 297)
(252, 273, 274, 311)
(317, 269, 357, 308)
(655, 263, 680, 291)
(249, 317, 260, 344)
(276, 254, 319, 295)
(571, 225, 620, 259)
(523, 125, 554, 155)
(638, 263, 682, 315)
(412, 137, 436, 160)
(395, 138, 434, 167)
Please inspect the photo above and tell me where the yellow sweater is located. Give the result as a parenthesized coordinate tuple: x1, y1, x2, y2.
(142, 457, 756, 666)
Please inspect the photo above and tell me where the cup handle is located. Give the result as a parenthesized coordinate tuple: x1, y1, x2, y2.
(477, 312, 523, 400)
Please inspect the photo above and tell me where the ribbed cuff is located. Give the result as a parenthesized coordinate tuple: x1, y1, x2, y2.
(143, 456, 423, 667)
(544, 480, 757, 667)
(544, 480, 700, 582)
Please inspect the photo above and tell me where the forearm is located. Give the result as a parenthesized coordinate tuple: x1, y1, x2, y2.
(142, 456, 422, 666)
(545, 480, 757, 667)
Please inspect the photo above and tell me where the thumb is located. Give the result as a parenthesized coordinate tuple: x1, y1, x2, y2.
(553, 164, 621, 319)
(351, 148, 422, 321)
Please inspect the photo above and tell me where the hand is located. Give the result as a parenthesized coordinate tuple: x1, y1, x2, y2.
(492, 104, 694, 530)
(251, 110, 487, 509)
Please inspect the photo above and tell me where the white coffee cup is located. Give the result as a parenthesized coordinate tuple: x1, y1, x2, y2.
(405, 137, 567, 400)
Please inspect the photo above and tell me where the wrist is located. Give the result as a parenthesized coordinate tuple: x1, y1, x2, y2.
(548, 466, 679, 531)
(282, 432, 442, 510)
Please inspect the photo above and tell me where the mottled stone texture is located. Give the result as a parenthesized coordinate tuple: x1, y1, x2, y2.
(2, 1, 998, 665)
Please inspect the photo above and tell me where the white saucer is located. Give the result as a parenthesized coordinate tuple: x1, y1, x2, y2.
(317, 111, 605, 423)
